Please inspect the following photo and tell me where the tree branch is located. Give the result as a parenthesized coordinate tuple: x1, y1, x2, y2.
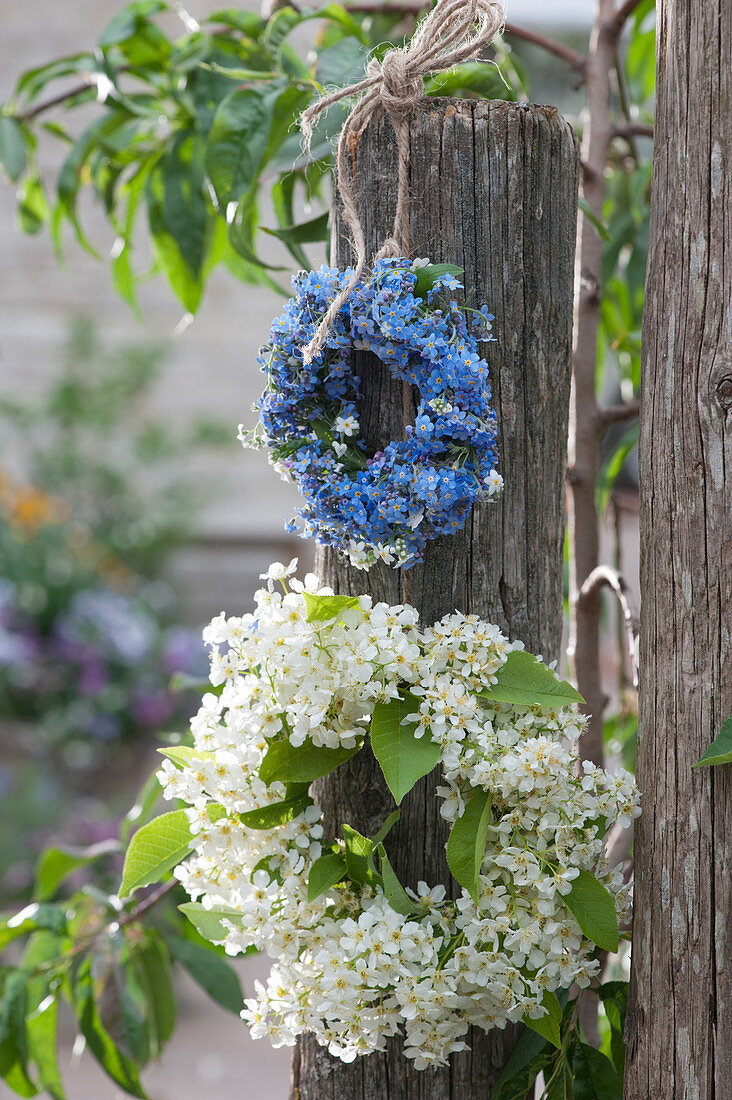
(613, 121, 654, 139)
(597, 398, 641, 426)
(606, 0, 645, 41)
(578, 565, 639, 688)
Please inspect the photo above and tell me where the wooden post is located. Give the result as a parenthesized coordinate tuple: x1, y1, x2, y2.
(624, 2, 732, 1096)
(290, 99, 578, 1100)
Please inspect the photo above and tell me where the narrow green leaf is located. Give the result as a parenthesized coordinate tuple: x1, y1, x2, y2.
(165, 935, 242, 1015)
(564, 869, 619, 952)
(413, 263, 463, 299)
(178, 902, 246, 945)
(17, 174, 49, 234)
(98, 1, 167, 48)
(598, 980, 629, 1076)
(26, 996, 64, 1100)
(263, 211, 330, 250)
(35, 841, 120, 901)
(0, 117, 27, 181)
(303, 592, 360, 622)
(0, 971, 34, 1095)
(239, 787, 312, 829)
(446, 788, 493, 902)
(72, 961, 147, 1098)
(370, 694, 441, 805)
(206, 82, 285, 207)
(119, 809, 193, 897)
(481, 650, 584, 709)
(133, 936, 176, 1055)
(694, 714, 732, 767)
(522, 990, 562, 1049)
(572, 1042, 623, 1100)
(342, 825, 381, 888)
(259, 738, 360, 785)
(378, 846, 417, 916)
(307, 853, 347, 902)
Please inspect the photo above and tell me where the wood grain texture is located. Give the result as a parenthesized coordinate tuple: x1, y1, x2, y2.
(289, 99, 578, 1100)
(624, 3, 732, 1098)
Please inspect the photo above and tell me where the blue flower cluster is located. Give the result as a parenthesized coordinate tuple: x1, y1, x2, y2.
(242, 258, 503, 569)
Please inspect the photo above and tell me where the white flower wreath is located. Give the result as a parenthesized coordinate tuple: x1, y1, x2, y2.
(159, 561, 639, 1069)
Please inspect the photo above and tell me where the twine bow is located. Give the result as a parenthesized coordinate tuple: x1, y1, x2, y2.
(299, 0, 506, 363)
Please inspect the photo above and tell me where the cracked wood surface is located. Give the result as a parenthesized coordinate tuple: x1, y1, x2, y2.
(625, 2, 732, 1098)
(289, 99, 578, 1100)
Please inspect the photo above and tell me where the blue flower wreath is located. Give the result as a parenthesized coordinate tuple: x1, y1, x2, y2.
(241, 257, 503, 570)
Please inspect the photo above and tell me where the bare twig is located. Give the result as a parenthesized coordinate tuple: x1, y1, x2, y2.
(15, 78, 96, 122)
(597, 398, 641, 426)
(578, 565, 639, 688)
(613, 121, 654, 139)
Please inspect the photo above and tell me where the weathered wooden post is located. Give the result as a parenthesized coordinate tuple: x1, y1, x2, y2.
(290, 99, 579, 1100)
(624, 0, 732, 1095)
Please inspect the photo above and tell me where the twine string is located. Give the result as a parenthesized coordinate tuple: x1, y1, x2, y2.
(299, 0, 506, 363)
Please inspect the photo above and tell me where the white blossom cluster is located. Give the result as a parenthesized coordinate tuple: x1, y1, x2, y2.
(160, 560, 640, 1069)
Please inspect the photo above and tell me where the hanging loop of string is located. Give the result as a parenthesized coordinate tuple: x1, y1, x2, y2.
(299, 0, 506, 364)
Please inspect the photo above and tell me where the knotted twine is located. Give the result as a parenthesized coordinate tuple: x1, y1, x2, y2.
(299, 0, 506, 364)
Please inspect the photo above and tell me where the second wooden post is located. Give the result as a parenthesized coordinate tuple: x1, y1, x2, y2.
(290, 98, 579, 1100)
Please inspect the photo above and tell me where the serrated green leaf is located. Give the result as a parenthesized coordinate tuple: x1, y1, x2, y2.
(120, 809, 193, 897)
(445, 788, 492, 902)
(165, 935, 242, 1015)
(572, 1042, 623, 1100)
(564, 869, 619, 952)
(72, 960, 147, 1098)
(522, 990, 562, 1049)
(303, 592, 360, 622)
(239, 786, 312, 829)
(0, 117, 27, 181)
(259, 738, 360, 785)
(413, 263, 463, 299)
(378, 846, 417, 916)
(694, 714, 732, 767)
(342, 825, 381, 888)
(481, 650, 584, 709)
(179, 902, 246, 945)
(370, 693, 441, 805)
(34, 841, 121, 901)
(307, 853, 347, 902)
(156, 746, 212, 770)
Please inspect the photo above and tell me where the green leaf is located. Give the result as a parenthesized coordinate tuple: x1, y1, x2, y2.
(564, 869, 619, 952)
(239, 786, 312, 829)
(206, 82, 285, 207)
(413, 263, 463, 299)
(156, 746, 212, 770)
(424, 61, 511, 101)
(378, 846, 417, 916)
(694, 714, 732, 767)
(259, 738, 360, 785)
(598, 980, 628, 1076)
(307, 853, 347, 902)
(26, 996, 64, 1100)
(98, 1, 168, 48)
(303, 592, 360, 622)
(481, 650, 584, 709)
(572, 1042, 623, 1100)
(119, 809, 193, 897)
(445, 788, 493, 902)
(165, 935, 242, 1015)
(262, 210, 329, 251)
(342, 825, 381, 888)
(522, 990, 562, 1050)
(146, 130, 210, 309)
(34, 841, 121, 901)
(490, 1027, 552, 1100)
(17, 174, 49, 235)
(0, 117, 27, 181)
(133, 936, 176, 1056)
(179, 902, 246, 945)
(72, 960, 147, 1098)
(370, 693, 441, 805)
(0, 905, 67, 951)
(0, 970, 37, 1098)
